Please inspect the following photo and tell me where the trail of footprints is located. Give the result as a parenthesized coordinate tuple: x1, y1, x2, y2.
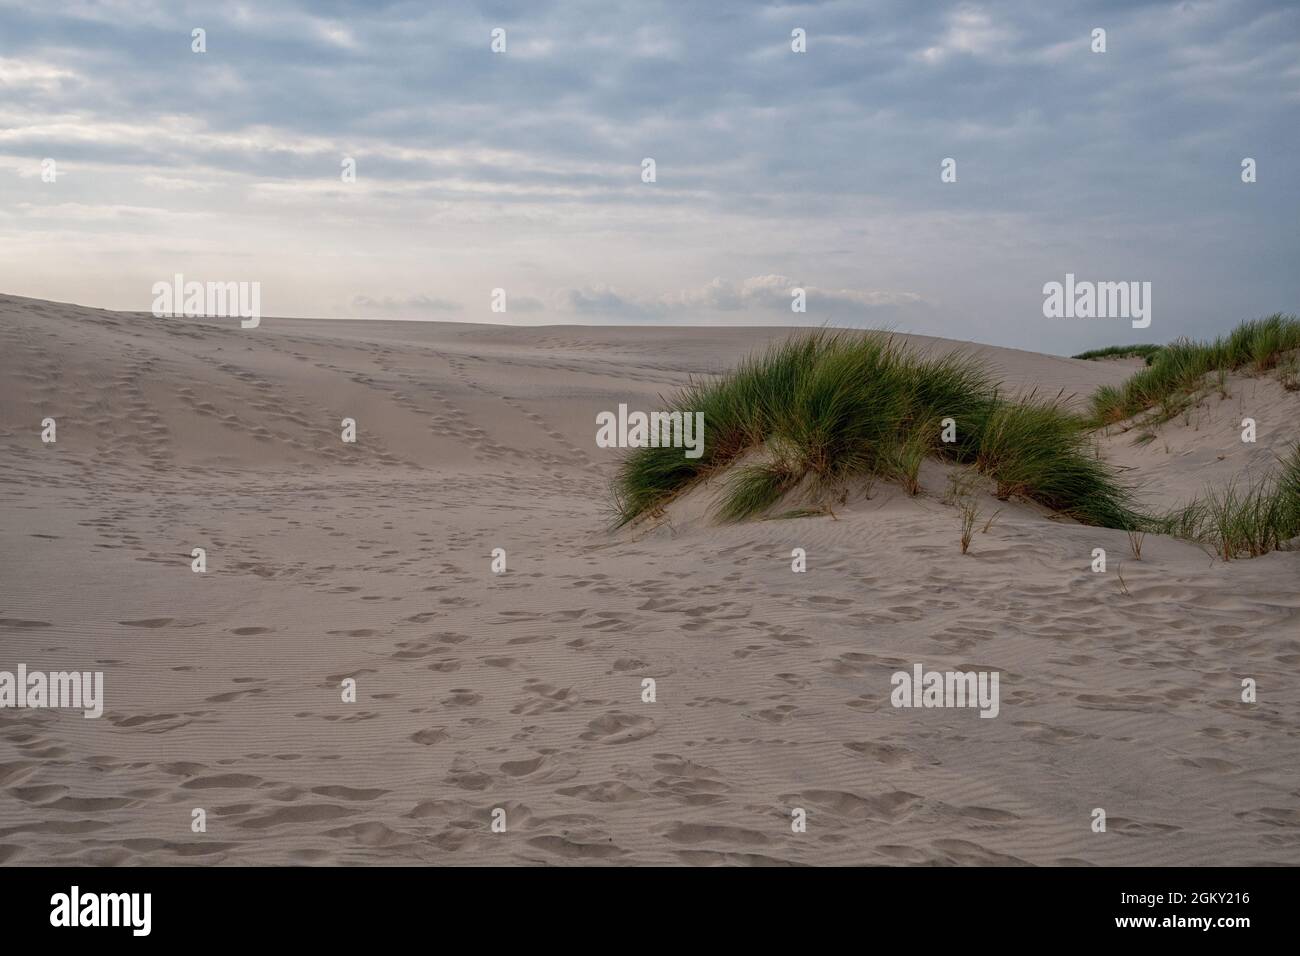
(3, 300, 1297, 865)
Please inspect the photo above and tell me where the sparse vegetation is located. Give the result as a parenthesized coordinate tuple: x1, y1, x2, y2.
(1086, 315, 1300, 427)
(1116, 563, 1131, 596)
(1154, 445, 1300, 560)
(1280, 354, 1300, 392)
(1072, 344, 1163, 364)
(959, 499, 980, 554)
(1127, 528, 1146, 560)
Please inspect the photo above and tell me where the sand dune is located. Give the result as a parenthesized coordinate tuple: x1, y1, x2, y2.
(1, 293, 1296, 865)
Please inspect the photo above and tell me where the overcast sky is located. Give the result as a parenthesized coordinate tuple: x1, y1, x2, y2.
(1, 0, 1296, 353)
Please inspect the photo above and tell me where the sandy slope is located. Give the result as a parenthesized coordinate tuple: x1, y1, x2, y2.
(1098, 374, 1300, 513)
(0, 293, 1296, 866)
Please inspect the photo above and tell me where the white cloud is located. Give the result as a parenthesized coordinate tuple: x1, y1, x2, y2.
(916, 6, 1014, 63)
(140, 174, 216, 192)
(315, 21, 359, 50)
(14, 201, 209, 222)
(0, 57, 79, 93)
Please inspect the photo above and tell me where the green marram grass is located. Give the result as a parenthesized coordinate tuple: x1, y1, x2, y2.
(1086, 314, 1300, 426)
(1155, 444, 1300, 560)
(1072, 344, 1163, 364)
(612, 330, 1142, 529)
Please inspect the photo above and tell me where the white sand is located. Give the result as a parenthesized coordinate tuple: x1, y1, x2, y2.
(1, 293, 1296, 865)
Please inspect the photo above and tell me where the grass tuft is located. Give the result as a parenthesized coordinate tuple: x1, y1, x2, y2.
(1072, 344, 1163, 364)
(613, 330, 1142, 529)
(959, 499, 980, 554)
(1153, 444, 1300, 560)
(1086, 315, 1300, 427)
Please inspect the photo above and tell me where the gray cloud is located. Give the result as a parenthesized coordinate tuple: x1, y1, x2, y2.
(351, 293, 461, 314)
(509, 295, 546, 313)
(554, 276, 923, 319)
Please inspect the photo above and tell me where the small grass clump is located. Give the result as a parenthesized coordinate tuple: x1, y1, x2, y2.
(1072, 344, 1163, 364)
(1087, 315, 1300, 426)
(1279, 354, 1300, 392)
(612, 330, 1142, 529)
(958, 499, 980, 554)
(1154, 445, 1300, 560)
(1127, 528, 1146, 560)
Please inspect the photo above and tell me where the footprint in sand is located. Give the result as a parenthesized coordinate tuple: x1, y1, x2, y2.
(579, 712, 656, 744)
(656, 821, 770, 847)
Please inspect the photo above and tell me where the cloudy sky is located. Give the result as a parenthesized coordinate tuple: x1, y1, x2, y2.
(1, 0, 1296, 353)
